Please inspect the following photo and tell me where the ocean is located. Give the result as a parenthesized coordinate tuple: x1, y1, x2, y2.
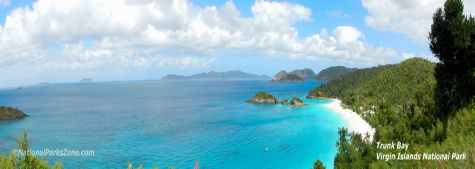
(0, 80, 344, 169)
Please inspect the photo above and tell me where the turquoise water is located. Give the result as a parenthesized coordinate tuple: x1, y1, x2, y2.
(0, 80, 343, 169)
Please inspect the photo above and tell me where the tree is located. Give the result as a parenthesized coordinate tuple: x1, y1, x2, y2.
(334, 128, 351, 169)
(429, 0, 475, 138)
(313, 160, 325, 169)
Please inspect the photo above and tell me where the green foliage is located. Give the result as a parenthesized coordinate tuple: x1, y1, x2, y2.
(333, 128, 375, 169)
(313, 160, 325, 169)
(0, 131, 63, 169)
(403, 100, 475, 169)
(334, 128, 351, 169)
(430, 0, 475, 137)
(311, 56, 473, 168)
(315, 66, 357, 81)
(254, 92, 276, 100)
(311, 58, 438, 144)
(315, 1, 475, 167)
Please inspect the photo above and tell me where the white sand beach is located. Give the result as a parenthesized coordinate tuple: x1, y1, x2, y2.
(325, 99, 375, 141)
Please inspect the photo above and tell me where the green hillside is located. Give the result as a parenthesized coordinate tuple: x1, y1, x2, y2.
(310, 58, 439, 142)
(309, 57, 474, 168)
(315, 66, 357, 81)
(311, 58, 435, 115)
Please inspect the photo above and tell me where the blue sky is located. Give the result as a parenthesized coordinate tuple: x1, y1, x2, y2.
(0, 0, 472, 87)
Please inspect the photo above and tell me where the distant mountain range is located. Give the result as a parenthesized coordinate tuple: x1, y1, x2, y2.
(161, 70, 271, 80)
(161, 66, 356, 82)
(272, 67, 357, 82)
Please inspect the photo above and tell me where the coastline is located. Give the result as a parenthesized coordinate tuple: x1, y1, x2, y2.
(325, 99, 375, 141)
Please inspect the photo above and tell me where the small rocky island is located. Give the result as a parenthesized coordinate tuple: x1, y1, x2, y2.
(0, 106, 27, 121)
(289, 97, 304, 106)
(247, 92, 279, 104)
(247, 92, 304, 107)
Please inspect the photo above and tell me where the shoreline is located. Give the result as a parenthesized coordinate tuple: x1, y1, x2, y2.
(324, 99, 375, 141)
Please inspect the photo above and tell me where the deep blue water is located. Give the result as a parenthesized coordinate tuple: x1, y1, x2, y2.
(0, 80, 343, 169)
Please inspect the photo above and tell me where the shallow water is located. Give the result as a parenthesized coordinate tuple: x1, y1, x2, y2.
(0, 80, 343, 169)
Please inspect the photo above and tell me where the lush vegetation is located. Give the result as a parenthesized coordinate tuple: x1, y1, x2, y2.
(0, 106, 27, 121)
(313, 58, 444, 168)
(430, 0, 475, 139)
(313, 160, 326, 169)
(253, 92, 277, 100)
(2, 0, 473, 168)
(247, 91, 279, 104)
(310, 0, 475, 168)
(312, 58, 440, 143)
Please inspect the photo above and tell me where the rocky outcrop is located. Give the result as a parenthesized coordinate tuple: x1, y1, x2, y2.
(289, 97, 304, 106)
(247, 92, 278, 104)
(0, 106, 27, 121)
(280, 97, 305, 106)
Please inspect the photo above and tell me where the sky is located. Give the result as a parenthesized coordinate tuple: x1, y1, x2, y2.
(0, 0, 474, 87)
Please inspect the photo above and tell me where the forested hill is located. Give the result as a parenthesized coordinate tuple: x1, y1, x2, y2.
(309, 57, 436, 116)
(314, 66, 357, 81)
(308, 58, 475, 168)
(309, 57, 438, 144)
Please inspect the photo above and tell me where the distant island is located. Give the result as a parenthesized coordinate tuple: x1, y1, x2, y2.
(314, 66, 357, 81)
(161, 70, 270, 80)
(247, 92, 304, 107)
(160, 67, 355, 82)
(80, 78, 93, 83)
(0, 106, 27, 121)
(272, 67, 355, 82)
(272, 68, 316, 81)
(247, 92, 278, 104)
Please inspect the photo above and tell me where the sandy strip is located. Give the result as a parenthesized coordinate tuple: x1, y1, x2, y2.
(325, 99, 375, 141)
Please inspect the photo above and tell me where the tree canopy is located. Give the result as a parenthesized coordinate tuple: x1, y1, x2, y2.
(430, 0, 475, 126)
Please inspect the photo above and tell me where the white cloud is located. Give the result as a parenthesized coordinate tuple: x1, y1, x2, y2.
(0, 0, 412, 86)
(0, 0, 9, 6)
(334, 26, 363, 44)
(362, 0, 475, 42)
